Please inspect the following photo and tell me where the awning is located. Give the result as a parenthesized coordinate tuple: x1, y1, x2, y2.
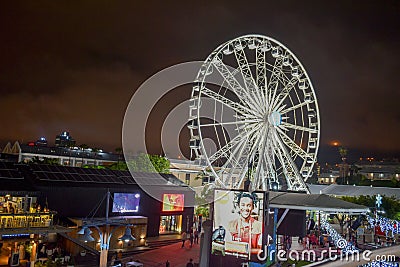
(269, 191, 369, 214)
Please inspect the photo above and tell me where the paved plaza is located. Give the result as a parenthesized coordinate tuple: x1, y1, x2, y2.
(124, 239, 200, 267)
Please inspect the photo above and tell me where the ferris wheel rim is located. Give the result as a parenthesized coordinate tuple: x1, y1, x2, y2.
(189, 34, 320, 192)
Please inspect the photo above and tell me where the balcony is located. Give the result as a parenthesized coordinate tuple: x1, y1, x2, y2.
(0, 211, 55, 229)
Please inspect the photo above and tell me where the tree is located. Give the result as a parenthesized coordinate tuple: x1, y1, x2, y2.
(341, 195, 400, 220)
(27, 156, 60, 165)
(194, 183, 214, 219)
(148, 154, 170, 174)
(108, 153, 170, 173)
(333, 213, 348, 235)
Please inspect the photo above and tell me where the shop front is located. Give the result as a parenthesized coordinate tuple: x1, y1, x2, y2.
(159, 215, 182, 234)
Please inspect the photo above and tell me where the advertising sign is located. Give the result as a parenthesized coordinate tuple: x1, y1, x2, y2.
(112, 193, 140, 213)
(162, 194, 184, 212)
(211, 189, 271, 266)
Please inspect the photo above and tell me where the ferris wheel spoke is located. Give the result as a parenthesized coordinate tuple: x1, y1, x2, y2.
(201, 87, 256, 116)
(267, 58, 283, 111)
(256, 47, 269, 112)
(230, 128, 264, 188)
(271, 130, 308, 191)
(250, 127, 269, 191)
(222, 123, 262, 169)
(199, 120, 260, 128)
(207, 124, 261, 164)
(270, 77, 299, 111)
(233, 43, 264, 110)
(222, 137, 250, 185)
(211, 57, 262, 114)
(280, 100, 309, 114)
(264, 142, 277, 186)
(275, 128, 308, 160)
(280, 122, 318, 134)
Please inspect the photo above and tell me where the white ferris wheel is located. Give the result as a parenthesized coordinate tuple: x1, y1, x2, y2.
(188, 34, 320, 193)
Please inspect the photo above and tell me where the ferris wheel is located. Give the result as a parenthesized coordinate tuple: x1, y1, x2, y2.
(188, 34, 320, 192)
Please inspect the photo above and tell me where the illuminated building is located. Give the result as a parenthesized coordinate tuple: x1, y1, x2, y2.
(55, 131, 76, 147)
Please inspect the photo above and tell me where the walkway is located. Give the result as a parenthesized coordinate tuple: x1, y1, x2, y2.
(123, 238, 200, 267)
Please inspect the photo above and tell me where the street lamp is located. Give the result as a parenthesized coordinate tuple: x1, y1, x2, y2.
(77, 190, 135, 267)
(118, 227, 136, 242)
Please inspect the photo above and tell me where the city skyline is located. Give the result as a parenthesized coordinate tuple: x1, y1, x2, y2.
(1, 1, 399, 162)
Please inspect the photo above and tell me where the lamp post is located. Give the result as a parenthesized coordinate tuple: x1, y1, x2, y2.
(78, 190, 135, 267)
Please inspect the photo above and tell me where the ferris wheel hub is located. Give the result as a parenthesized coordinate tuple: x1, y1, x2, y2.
(268, 111, 282, 126)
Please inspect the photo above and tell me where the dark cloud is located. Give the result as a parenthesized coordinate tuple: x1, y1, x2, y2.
(0, 0, 399, 158)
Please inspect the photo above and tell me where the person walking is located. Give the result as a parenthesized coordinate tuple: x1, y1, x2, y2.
(186, 258, 194, 267)
(181, 231, 187, 248)
(166, 260, 170, 267)
(189, 231, 194, 247)
(194, 229, 199, 244)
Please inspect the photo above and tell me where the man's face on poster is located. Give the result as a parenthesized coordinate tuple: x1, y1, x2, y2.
(239, 196, 253, 219)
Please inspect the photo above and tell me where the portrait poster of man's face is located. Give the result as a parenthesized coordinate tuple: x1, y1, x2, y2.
(212, 189, 265, 261)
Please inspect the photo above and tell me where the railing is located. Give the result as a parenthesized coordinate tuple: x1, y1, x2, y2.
(0, 212, 55, 229)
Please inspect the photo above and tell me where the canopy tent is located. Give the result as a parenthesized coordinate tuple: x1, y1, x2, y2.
(269, 191, 369, 214)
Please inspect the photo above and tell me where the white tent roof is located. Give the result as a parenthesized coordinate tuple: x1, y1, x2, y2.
(308, 183, 400, 199)
(269, 191, 369, 214)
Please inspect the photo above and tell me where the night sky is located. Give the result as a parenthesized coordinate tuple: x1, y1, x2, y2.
(1, 1, 399, 163)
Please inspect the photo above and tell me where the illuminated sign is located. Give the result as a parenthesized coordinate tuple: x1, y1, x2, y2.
(112, 193, 140, 213)
(162, 194, 184, 212)
(1, 234, 30, 239)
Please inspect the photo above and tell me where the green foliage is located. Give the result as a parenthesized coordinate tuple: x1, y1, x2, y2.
(148, 154, 170, 173)
(194, 184, 214, 219)
(82, 164, 106, 169)
(340, 195, 400, 220)
(339, 146, 348, 158)
(108, 161, 128, 170)
(195, 205, 210, 218)
(27, 156, 60, 165)
(108, 153, 170, 173)
(129, 153, 156, 173)
(336, 174, 400, 188)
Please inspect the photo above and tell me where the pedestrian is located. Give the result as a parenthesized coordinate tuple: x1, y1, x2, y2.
(186, 258, 194, 267)
(189, 231, 194, 247)
(117, 250, 122, 262)
(166, 260, 170, 267)
(298, 235, 303, 243)
(194, 229, 199, 244)
(181, 231, 187, 248)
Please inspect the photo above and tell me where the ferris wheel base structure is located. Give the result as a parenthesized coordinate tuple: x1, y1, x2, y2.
(189, 34, 320, 193)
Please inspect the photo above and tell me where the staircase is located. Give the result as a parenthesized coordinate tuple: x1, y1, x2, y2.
(146, 238, 181, 249)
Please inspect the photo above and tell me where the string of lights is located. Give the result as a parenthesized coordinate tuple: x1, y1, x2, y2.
(366, 215, 399, 236)
(320, 216, 358, 254)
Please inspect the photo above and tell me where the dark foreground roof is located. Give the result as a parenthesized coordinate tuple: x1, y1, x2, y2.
(0, 163, 191, 192)
(269, 191, 369, 213)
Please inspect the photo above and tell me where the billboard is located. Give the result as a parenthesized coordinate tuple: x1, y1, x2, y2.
(212, 189, 270, 264)
(162, 193, 184, 212)
(112, 193, 140, 213)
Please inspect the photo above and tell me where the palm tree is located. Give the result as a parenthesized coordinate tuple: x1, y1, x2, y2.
(339, 146, 348, 184)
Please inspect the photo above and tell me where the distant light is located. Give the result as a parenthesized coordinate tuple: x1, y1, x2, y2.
(63, 132, 67, 136)
(331, 141, 340, 146)
(40, 137, 46, 141)
(135, 194, 140, 198)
